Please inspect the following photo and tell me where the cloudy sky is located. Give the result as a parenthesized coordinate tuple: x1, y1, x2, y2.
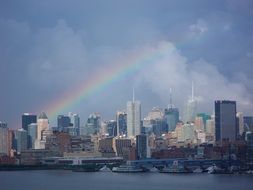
(1, 0, 253, 128)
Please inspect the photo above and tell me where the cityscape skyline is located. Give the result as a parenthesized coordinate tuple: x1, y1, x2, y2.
(1, 0, 253, 128)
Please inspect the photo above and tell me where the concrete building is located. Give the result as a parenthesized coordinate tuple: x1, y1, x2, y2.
(35, 112, 50, 149)
(0, 122, 12, 156)
(14, 128, 28, 154)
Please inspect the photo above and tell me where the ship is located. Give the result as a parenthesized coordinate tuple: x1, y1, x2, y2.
(112, 161, 148, 173)
(159, 160, 192, 174)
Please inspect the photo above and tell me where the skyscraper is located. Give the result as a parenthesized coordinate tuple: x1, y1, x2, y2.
(183, 82, 197, 123)
(27, 123, 37, 149)
(127, 89, 141, 138)
(68, 112, 80, 136)
(215, 100, 237, 142)
(0, 122, 11, 156)
(14, 128, 28, 154)
(116, 111, 127, 136)
(165, 108, 179, 132)
(57, 115, 71, 132)
(136, 134, 147, 159)
(35, 112, 50, 149)
(22, 113, 37, 131)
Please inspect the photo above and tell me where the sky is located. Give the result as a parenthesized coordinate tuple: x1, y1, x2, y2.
(1, 0, 253, 128)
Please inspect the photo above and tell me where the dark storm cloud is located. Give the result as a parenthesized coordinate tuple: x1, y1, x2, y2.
(0, 0, 253, 127)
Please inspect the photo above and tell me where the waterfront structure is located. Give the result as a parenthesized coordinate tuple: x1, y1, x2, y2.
(27, 123, 37, 149)
(127, 90, 141, 138)
(215, 100, 237, 142)
(116, 111, 127, 136)
(183, 83, 197, 123)
(22, 113, 37, 131)
(112, 137, 132, 157)
(136, 134, 147, 159)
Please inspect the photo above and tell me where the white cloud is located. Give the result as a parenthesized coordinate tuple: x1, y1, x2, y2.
(189, 19, 208, 36)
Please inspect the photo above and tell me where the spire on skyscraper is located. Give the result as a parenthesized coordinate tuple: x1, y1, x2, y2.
(169, 88, 173, 108)
(191, 81, 194, 101)
(132, 87, 135, 102)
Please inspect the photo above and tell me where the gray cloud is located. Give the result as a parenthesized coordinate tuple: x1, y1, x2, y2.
(0, 1, 253, 127)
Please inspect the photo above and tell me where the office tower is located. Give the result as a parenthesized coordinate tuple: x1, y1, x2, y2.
(175, 122, 185, 142)
(106, 120, 117, 137)
(0, 122, 9, 155)
(215, 100, 237, 142)
(143, 107, 166, 136)
(244, 116, 253, 132)
(183, 123, 195, 142)
(22, 113, 37, 131)
(68, 112, 80, 136)
(206, 118, 215, 135)
(236, 112, 244, 136)
(85, 113, 101, 135)
(57, 115, 71, 132)
(183, 82, 197, 123)
(116, 111, 127, 136)
(35, 112, 50, 149)
(246, 132, 253, 161)
(127, 89, 141, 138)
(164, 88, 179, 132)
(136, 134, 147, 159)
(27, 123, 37, 149)
(196, 113, 211, 131)
(165, 108, 179, 132)
(14, 128, 28, 154)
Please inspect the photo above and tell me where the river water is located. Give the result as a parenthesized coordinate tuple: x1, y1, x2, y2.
(1, 170, 252, 190)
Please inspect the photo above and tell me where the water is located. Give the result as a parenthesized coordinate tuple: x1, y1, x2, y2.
(1, 171, 252, 190)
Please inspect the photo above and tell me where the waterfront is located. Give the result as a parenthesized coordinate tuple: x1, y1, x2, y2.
(1, 171, 252, 190)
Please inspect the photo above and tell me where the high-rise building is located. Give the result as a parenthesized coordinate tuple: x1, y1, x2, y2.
(127, 89, 141, 138)
(68, 112, 80, 136)
(244, 116, 253, 132)
(106, 120, 117, 137)
(116, 111, 127, 136)
(165, 108, 179, 132)
(0, 122, 11, 155)
(14, 128, 28, 154)
(183, 83, 197, 123)
(35, 112, 50, 149)
(136, 134, 147, 159)
(84, 113, 101, 135)
(57, 115, 71, 132)
(27, 123, 37, 149)
(215, 100, 237, 142)
(236, 112, 244, 136)
(22, 113, 37, 131)
(196, 113, 211, 132)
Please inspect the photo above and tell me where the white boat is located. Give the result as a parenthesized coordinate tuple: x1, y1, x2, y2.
(112, 162, 146, 173)
(99, 165, 111, 172)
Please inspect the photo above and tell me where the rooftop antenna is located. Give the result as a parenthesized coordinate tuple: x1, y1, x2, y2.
(169, 88, 173, 108)
(132, 87, 135, 102)
(191, 81, 194, 101)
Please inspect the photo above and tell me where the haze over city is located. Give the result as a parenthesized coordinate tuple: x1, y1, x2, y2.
(1, 0, 253, 127)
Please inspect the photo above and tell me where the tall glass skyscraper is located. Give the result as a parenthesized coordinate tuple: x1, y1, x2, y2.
(127, 90, 141, 138)
(165, 108, 179, 132)
(215, 100, 237, 142)
(116, 111, 127, 136)
(22, 113, 37, 131)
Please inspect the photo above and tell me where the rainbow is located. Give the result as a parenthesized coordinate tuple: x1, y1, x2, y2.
(42, 42, 176, 121)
